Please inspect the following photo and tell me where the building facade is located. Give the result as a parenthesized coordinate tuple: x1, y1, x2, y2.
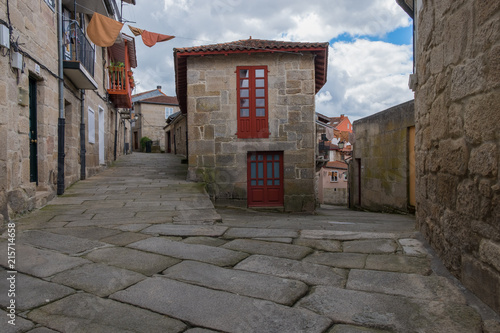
(398, 0, 500, 314)
(0, 0, 135, 225)
(174, 39, 328, 212)
(318, 161, 349, 205)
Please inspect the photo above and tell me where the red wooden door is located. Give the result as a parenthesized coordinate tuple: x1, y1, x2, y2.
(247, 152, 283, 207)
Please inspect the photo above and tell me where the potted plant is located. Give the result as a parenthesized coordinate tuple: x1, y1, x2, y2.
(109, 61, 125, 87)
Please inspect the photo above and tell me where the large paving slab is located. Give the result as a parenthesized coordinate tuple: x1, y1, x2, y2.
(172, 209, 222, 224)
(294, 238, 342, 252)
(17, 230, 107, 255)
(184, 329, 220, 333)
(128, 237, 248, 266)
(51, 263, 146, 297)
(0, 269, 74, 311)
(27, 293, 186, 333)
(224, 227, 299, 239)
(111, 277, 332, 333)
(235, 254, 347, 286)
(346, 269, 466, 303)
(1, 309, 34, 333)
(304, 252, 368, 269)
(328, 324, 392, 333)
(0, 242, 90, 278)
(48, 226, 122, 240)
(365, 254, 432, 275)
(297, 286, 482, 333)
(25, 327, 60, 333)
(222, 239, 312, 259)
(163, 260, 308, 305)
(84, 247, 180, 275)
(343, 239, 398, 254)
(300, 230, 415, 240)
(142, 224, 228, 237)
(99, 231, 151, 246)
(182, 236, 228, 247)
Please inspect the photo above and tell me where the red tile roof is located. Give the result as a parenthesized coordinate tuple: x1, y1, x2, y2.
(174, 38, 329, 114)
(325, 161, 348, 170)
(136, 95, 179, 105)
(175, 38, 329, 54)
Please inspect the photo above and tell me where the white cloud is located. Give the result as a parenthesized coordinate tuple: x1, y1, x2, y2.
(126, 0, 413, 120)
(316, 39, 414, 120)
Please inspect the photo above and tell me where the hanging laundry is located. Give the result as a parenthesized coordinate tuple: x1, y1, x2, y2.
(87, 13, 124, 47)
(141, 30, 175, 47)
(127, 25, 174, 47)
(128, 25, 144, 37)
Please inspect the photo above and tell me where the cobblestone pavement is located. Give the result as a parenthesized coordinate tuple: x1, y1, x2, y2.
(1, 153, 499, 333)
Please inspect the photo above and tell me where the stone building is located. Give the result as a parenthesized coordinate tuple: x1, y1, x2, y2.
(132, 88, 179, 152)
(349, 100, 415, 214)
(174, 39, 328, 211)
(318, 161, 349, 205)
(398, 0, 500, 314)
(0, 0, 135, 225)
(164, 111, 187, 156)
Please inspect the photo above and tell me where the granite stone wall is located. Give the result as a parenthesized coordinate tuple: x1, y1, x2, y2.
(186, 53, 317, 212)
(414, 0, 500, 313)
(350, 100, 415, 213)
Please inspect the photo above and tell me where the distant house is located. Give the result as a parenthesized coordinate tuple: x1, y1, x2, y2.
(330, 114, 353, 133)
(132, 87, 179, 152)
(164, 111, 187, 155)
(318, 161, 349, 205)
(316, 113, 352, 205)
(174, 38, 329, 211)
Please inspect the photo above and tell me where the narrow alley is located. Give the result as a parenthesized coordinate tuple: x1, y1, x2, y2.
(1, 153, 496, 332)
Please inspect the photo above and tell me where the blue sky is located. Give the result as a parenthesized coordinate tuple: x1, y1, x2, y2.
(331, 25, 413, 46)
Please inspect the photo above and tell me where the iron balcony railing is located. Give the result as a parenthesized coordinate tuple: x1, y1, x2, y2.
(63, 20, 95, 76)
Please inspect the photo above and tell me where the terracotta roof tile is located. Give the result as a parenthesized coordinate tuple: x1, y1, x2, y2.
(325, 161, 348, 169)
(175, 38, 329, 53)
(137, 95, 179, 105)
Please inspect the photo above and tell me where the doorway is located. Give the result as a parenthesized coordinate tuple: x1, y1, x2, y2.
(166, 131, 171, 153)
(247, 151, 283, 207)
(98, 107, 105, 164)
(29, 77, 38, 184)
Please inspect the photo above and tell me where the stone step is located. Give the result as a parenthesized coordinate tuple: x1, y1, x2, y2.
(35, 190, 55, 208)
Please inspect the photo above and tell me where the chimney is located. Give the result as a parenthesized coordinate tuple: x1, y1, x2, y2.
(157, 85, 162, 90)
(340, 114, 345, 119)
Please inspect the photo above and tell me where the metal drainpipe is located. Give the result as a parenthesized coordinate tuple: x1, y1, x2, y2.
(57, 0, 65, 195)
(80, 90, 86, 179)
(114, 110, 118, 160)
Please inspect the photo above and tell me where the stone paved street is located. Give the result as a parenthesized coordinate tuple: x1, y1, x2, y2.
(1, 153, 499, 333)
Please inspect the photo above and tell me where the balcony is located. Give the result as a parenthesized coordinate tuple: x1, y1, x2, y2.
(63, 20, 98, 90)
(107, 35, 137, 109)
(107, 64, 133, 108)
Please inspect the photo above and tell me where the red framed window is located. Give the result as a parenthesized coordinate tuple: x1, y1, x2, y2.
(247, 151, 284, 207)
(237, 66, 269, 138)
